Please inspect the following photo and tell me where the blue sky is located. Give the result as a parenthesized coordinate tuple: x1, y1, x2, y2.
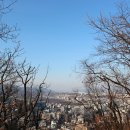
(3, 0, 130, 91)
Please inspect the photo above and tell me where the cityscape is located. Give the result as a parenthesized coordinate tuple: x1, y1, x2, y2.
(1, 0, 130, 130)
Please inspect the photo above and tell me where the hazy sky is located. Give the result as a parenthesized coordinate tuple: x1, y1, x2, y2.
(3, 0, 130, 91)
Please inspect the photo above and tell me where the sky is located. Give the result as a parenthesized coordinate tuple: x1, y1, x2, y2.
(2, 0, 130, 92)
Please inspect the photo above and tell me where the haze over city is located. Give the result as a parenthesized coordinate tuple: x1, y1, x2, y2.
(1, 0, 130, 130)
(2, 0, 130, 92)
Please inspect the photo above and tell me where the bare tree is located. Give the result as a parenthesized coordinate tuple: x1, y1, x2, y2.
(16, 60, 46, 130)
(0, 46, 20, 129)
(80, 2, 130, 130)
(0, 0, 18, 43)
(0, 45, 47, 130)
(0, 1, 48, 130)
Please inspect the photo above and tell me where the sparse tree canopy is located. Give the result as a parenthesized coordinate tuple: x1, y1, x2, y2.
(0, 1, 48, 130)
(0, 0, 18, 43)
(81, 3, 130, 130)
